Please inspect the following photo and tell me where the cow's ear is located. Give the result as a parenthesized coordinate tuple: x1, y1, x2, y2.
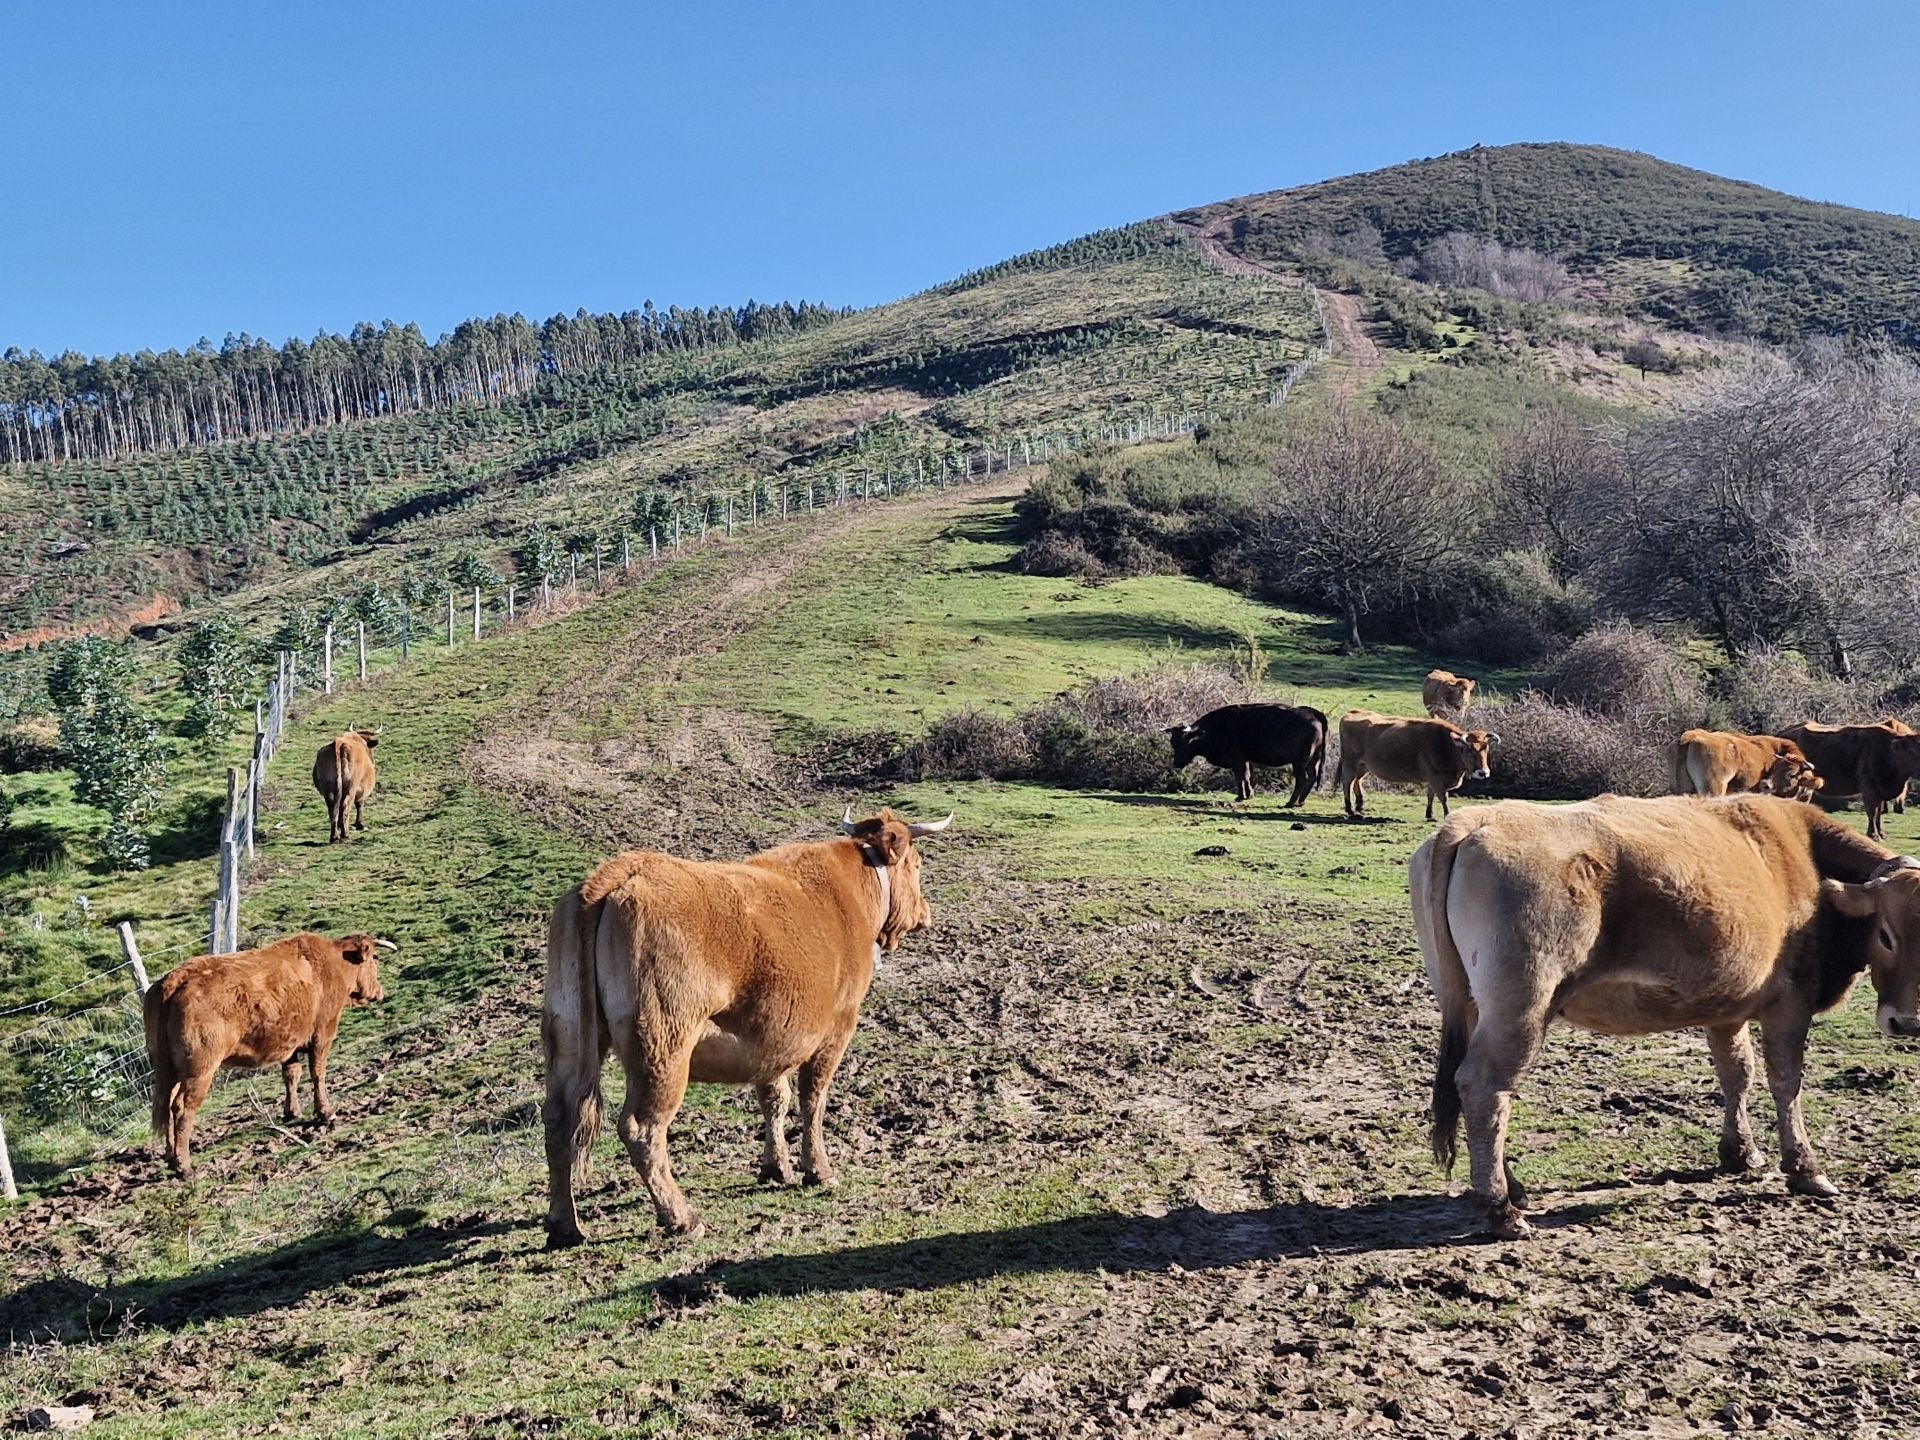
(339, 936, 372, 964)
(1824, 879, 1881, 918)
(873, 823, 910, 865)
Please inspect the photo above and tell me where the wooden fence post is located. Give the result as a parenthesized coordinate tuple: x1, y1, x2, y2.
(357, 620, 368, 681)
(246, 731, 262, 860)
(117, 920, 150, 995)
(472, 586, 482, 640)
(401, 609, 411, 660)
(507, 584, 516, 621)
(622, 535, 631, 571)
(446, 590, 456, 646)
(570, 553, 579, 589)
(0, 1114, 16, 1202)
(595, 545, 603, 584)
(650, 527, 658, 559)
(323, 625, 333, 694)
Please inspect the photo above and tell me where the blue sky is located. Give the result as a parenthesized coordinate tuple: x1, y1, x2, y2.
(4, 0, 1916, 357)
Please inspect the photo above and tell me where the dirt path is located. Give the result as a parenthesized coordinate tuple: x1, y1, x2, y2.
(1170, 217, 1383, 396)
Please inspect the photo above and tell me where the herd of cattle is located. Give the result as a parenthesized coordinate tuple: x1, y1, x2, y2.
(133, 666, 1920, 1240)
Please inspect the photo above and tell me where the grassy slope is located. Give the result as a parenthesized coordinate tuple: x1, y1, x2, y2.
(6, 482, 1920, 1437)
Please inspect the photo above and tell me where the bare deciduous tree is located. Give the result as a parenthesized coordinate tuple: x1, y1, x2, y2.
(1253, 408, 1475, 651)
(1491, 412, 1621, 580)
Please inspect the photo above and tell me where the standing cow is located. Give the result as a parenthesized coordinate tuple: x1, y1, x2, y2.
(1671, 728, 1822, 800)
(1422, 670, 1476, 719)
(1778, 720, 1920, 841)
(542, 806, 951, 1247)
(1337, 711, 1497, 821)
(1412, 794, 1920, 1237)
(1166, 703, 1328, 806)
(144, 932, 395, 1178)
(313, 728, 380, 843)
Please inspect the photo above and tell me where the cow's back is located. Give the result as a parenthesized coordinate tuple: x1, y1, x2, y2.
(149, 939, 327, 1066)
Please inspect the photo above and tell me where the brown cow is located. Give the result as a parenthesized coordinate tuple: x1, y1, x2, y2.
(1670, 728, 1822, 800)
(313, 728, 380, 843)
(1422, 669, 1476, 719)
(143, 932, 394, 1177)
(542, 806, 951, 1246)
(1412, 794, 1920, 1237)
(1338, 711, 1498, 822)
(1778, 720, 1920, 840)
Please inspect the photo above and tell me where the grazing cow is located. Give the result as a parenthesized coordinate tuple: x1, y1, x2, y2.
(542, 807, 951, 1247)
(1778, 720, 1920, 841)
(1337, 711, 1498, 822)
(1412, 794, 1920, 1237)
(313, 728, 381, 843)
(1422, 669, 1477, 719)
(1670, 728, 1823, 801)
(143, 932, 394, 1178)
(1166, 703, 1328, 806)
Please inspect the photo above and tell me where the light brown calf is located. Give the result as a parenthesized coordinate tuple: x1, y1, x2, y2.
(1422, 669, 1476, 719)
(1670, 728, 1821, 800)
(542, 807, 950, 1247)
(143, 932, 393, 1177)
(1338, 710, 1498, 822)
(1412, 795, 1920, 1237)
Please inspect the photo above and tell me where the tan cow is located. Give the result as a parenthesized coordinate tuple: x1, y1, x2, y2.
(313, 728, 381, 843)
(1338, 711, 1498, 822)
(1670, 728, 1822, 800)
(1411, 794, 1920, 1237)
(1778, 720, 1920, 840)
(1422, 669, 1476, 719)
(542, 806, 951, 1246)
(143, 932, 394, 1177)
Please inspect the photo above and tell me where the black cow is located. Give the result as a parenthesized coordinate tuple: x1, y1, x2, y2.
(1167, 704, 1328, 805)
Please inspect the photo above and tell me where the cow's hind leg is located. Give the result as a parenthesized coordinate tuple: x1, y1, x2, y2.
(280, 1051, 303, 1122)
(307, 1032, 338, 1124)
(352, 792, 366, 833)
(167, 1066, 217, 1179)
(798, 1022, 858, 1190)
(756, 1074, 797, 1185)
(1456, 1010, 1549, 1237)
(615, 1044, 704, 1236)
(1286, 760, 1311, 808)
(1706, 1022, 1766, 1173)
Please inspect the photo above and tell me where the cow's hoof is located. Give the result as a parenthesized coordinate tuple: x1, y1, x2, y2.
(663, 1214, 707, 1239)
(757, 1163, 798, 1187)
(802, 1170, 840, 1192)
(545, 1226, 586, 1251)
(1719, 1144, 1768, 1174)
(1787, 1170, 1840, 1198)
(1485, 1202, 1532, 1240)
(313, 1109, 336, 1127)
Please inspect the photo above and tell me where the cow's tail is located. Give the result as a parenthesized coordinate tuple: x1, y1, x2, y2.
(544, 884, 606, 1180)
(330, 735, 349, 838)
(142, 983, 175, 1151)
(1303, 709, 1328, 794)
(1412, 825, 1474, 1174)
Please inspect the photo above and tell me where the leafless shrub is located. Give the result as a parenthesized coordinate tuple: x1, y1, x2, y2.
(1475, 693, 1666, 799)
(1417, 231, 1572, 303)
(1018, 533, 1107, 580)
(1300, 223, 1389, 268)
(899, 707, 1031, 781)
(1545, 622, 1708, 731)
(1715, 647, 1874, 733)
(1488, 413, 1622, 579)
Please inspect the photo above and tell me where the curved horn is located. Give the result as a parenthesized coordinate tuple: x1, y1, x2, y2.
(840, 804, 860, 835)
(373, 938, 398, 952)
(907, 814, 954, 838)
(1485, 733, 1503, 746)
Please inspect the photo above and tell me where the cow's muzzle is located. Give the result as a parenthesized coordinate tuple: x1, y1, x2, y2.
(1472, 766, 1491, 780)
(1876, 1003, 1920, 1038)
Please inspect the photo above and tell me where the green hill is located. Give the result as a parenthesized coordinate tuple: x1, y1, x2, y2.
(1177, 141, 1920, 345)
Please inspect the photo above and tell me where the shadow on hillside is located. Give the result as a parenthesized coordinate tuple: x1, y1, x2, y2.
(0, 1209, 520, 1342)
(945, 506, 1027, 570)
(0, 819, 73, 876)
(973, 612, 1249, 652)
(633, 1195, 1616, 1305)
(148, 792, 226, 867)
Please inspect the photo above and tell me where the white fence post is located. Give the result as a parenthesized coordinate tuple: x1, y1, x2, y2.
(401, 609, 410, 660)
(446, 590, 456, 646)
(472, 586, 482, 640)
(0, 1114, 16, 1201)
(357, 620, 368, 681)
(117, 920, 150, 995)
(323, 624, 333, 695)
(507, 584, 516, 621)
(246, 732, 263, 860)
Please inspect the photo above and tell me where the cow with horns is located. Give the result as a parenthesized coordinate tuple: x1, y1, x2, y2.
(542, 806, 952, 1247)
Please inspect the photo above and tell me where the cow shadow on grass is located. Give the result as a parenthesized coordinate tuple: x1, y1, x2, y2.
(627, 1194, 1619, 1307)
(0, 1209, 521, 1343)
(1092, 794, 1360, 827)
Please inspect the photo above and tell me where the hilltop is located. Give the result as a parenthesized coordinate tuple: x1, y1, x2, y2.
(1177, 141, 1920, 345)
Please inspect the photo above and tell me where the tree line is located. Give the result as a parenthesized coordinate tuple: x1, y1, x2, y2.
(0, 299, 845, 466)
